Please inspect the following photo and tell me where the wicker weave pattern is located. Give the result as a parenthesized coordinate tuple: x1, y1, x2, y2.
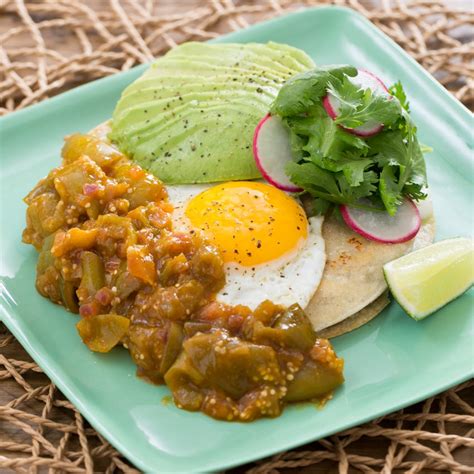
(1, 1, 473, 473)
(1, 326, 473, 473)
(0, 0, 473, 113)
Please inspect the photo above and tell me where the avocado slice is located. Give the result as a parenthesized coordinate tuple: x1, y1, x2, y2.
(110, 42, 314, 184)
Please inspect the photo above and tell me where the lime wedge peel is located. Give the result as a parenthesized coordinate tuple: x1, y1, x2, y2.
(383, 238, 474, 320)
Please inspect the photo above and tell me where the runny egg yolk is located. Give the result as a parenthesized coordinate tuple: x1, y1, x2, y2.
(185, 181, 308, 266)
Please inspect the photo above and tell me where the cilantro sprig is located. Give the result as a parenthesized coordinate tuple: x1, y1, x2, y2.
(270, 66, 427, 216)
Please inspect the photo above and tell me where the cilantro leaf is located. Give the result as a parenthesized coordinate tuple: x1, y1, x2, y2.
(368, 126, 427, 214)
(389, 81, 410, 112)
(270, 65, 357, 117)
(341, 156, 373, 186)
(271, 65, 428, 215)
(287, 104, 368, 163)
(379, 165, 402, 214)
(286, 161, 377, 205)
(328, 77, 401, 129)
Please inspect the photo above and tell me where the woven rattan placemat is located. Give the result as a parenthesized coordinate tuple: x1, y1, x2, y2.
(1, 1, 473, 472)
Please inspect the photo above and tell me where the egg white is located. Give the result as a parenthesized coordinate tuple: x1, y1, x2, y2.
(166, 183, 326, 310)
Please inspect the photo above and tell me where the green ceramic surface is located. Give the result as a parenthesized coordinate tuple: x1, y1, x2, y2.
(1, 7, 473, 473)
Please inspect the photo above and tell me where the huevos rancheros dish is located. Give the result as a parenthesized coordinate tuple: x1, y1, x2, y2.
(22, 42, 473, 421)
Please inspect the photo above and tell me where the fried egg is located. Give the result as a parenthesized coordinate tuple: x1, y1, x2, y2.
(167, 181, 326, 310)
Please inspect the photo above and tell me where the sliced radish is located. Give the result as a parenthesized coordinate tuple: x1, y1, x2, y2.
(323, 69, 391, 137)
(253, 113, 302, 192)
(340, 199, 421, 244)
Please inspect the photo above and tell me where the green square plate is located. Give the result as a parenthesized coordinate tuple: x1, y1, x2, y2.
(1, 6, 472, 473)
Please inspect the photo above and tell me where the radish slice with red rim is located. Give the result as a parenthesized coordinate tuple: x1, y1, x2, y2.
(340, 199, 421, 243)
(323, 69, 391, 137)
(253, 113, 303, 192)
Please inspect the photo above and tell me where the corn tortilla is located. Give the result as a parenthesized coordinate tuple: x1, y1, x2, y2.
(306, 212, 436, 335)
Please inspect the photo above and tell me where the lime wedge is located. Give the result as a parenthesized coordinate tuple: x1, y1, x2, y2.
(383, 238, 474, 320)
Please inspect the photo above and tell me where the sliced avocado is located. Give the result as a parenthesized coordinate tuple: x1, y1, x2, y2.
(110, 42, 314, 184)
